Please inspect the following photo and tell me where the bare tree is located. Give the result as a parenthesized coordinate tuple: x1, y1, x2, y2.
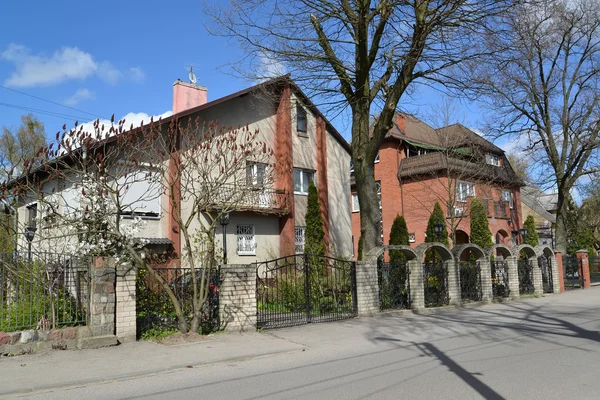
(4, 115, 275, 333)
(207, 0, 513, 253)
(460, 0, 600, 252)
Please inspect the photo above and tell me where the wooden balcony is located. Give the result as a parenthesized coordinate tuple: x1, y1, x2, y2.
(207, 183, 290, 215)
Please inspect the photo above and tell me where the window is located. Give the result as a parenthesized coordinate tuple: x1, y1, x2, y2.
(297, 105, 307, 134)
(295, 226, 306, 253)
(117, 169, 161, 217)
(409, 233, 416, 243)
(407, 145, 428, 158)
(237, 225, 256, 255)
(246, 163, 266, 187)
(486, 153, 500, 167)
(351, 193, 360, 212)
(456, 181, 475, 203)
(293, 168, 314, 195)
(502, 189, 514, 209)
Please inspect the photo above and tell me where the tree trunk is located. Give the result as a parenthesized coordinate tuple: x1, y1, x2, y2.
(554, 191, 569, 254)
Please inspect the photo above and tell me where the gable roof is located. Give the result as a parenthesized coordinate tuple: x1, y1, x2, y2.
(436, 123, 504, 154)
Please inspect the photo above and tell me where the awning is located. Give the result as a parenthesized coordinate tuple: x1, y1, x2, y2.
(403, 139, 444, 151)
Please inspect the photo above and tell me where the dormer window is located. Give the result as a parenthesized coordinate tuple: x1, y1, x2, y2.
(297, 105, 307, 134)
(486, 153, 500, 167)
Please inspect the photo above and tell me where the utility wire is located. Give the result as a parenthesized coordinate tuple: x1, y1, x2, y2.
(0, 85, 106, 119)
(0, 102, 94, 123)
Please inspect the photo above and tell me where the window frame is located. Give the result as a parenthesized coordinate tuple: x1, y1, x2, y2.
(456, 181, 475, 203)
(408, 233, 416, 243)
(351, 193, 360, 212)
(296, 104, 308, 134)
(486, 153, 500, 167)
(246, 162, 266, 187)
(294, 226, 306, 253)
(293, 168, 314, 195)
(502, 189, 514, 209)
(236, 224, 256, 256)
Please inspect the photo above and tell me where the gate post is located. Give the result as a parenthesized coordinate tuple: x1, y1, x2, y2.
(409, 259, 424, 310)
(506, 256, 520, 299)
(446, 259, 461, 306)
(115, 262, 136, 343)
(88, 257, 119, 347)
(478, 257, 493, 303)
(355, 260, 380, 316)
(219, 264, 256, 332)
(554, 252, 565, 293)
(576, 250, 591, 289)
(531, 256, 543, 295)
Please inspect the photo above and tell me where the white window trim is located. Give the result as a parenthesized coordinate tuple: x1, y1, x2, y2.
(374, 151, 380, 163)
(293, 168, 314, 195)
(351, 193, 360, 212)
(502, 189, 514, 209)
(408, 233, 416, 243)
(296, 104, 308, 134)
(456, 181, 475, 203)
(486, 153, 500, 167)
(236, 224, 256, 256)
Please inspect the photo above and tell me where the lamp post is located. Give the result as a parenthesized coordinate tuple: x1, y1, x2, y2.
(24, 224, 36, 261)
(511, 230, 520, 246)
(434, 223, 444, 242)
(219, 212, 230, 264)
(520, 228, 528, 245)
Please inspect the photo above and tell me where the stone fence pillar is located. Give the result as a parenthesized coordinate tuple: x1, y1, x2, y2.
(409, 259, 424, 310)
(219, 264, 256, 332)
(115, 262, 136, 342)
(355, 260, 380, 316)
(576, 250, 591, 289)
(552, 252, 562, 294)
(479, 258, 493, 303)
(447, 259, 461, 306)
(90, 257, 116, 338)
(506, 256, 520, 299)
(531, 256, 543, 296)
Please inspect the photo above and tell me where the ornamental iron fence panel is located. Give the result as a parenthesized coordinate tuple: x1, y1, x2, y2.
(538, 256, 554, 293)
(562, 255, 583, 290)
(0, 251, 90, 332)
(491, 260, 510, 299)
(518, 259, 535, 295)
(255, 254, 357, 329)
(423, 261, 449, 308)
(378, 259, 410, 310)
(458, 261, 482, 302)
(587, 256, 600, 285)
(136, 266, 220, 337)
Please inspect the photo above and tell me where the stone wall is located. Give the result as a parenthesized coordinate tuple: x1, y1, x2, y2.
(116, 263, 137, 343)
(355, 260, 379, 316)
(219, 264, 256, 332)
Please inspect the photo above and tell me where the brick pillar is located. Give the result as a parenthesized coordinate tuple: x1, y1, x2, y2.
(576, 250, 591, 289)
(409, 259, 424, 310)
(531, 256, 543, 295)
(219, 264, 256, 332)
(506, 256, 520, 299)
(552, 252, 562, 293)
(447, 259, 461, 306)
(479, 257, 493, 303)
(116, 263, 137, 343)
(90, 257, 116, 337)
(355, 260, 379, 316)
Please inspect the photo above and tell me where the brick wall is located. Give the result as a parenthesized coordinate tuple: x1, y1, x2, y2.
(219, 264, 256, 332)
(116, 263, 136, 342)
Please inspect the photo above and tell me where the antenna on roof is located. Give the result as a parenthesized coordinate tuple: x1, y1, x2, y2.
(188, 66, 197, 84)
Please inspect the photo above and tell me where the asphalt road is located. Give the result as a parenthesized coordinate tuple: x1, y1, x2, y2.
(13, 288, 600, 400)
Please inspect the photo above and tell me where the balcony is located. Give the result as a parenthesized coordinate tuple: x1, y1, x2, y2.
(207, 183, 290, 215)
(494, 201, 509, 219)
(447, 198, 509, 220)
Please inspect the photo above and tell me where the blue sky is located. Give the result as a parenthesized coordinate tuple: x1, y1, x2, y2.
(0, 0, 503, 149)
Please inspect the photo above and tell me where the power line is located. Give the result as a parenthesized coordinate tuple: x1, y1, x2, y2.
(0, 102, 94, 123)
(0, 85, 106, 119)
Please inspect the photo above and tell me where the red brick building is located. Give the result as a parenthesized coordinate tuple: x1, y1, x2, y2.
(351, 113, 524, 256)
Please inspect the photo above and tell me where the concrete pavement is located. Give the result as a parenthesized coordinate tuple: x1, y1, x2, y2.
(2, 287, 599, 399)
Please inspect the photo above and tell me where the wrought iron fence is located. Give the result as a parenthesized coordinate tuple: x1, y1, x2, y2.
(562, 255, 582, 290)
(378, 260, 410, 310)
(255, 254, 357, 329)
(458, 261, 482, 302)
(538, 256, 554, 293)
(0, 251, 90, 332)
(423, 261, 449, 308)
(588, 256, 600, 285)
(491, 260, 510, 298)
(136, 266, 220, 337)
(518, 259, 534, 295)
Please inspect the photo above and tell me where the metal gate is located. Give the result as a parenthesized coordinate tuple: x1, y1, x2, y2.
(518, 259, 534, 295)
(459, 261, 482, 302)
(255, 254, 357, 329)
(378, 260, 411, 310)
(562, 255, 583, 290)
(588, 256, 600, 285)
(423, 261, 449, 308)
(538, 256, 554, 293)
(491, 260, 510, 299)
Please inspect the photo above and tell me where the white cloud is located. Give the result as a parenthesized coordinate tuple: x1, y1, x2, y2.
(129, 67, 145, 83)
(75, 111, 173, 138)
(97, 61, 123, 86)
(1, 44, 143, 88)
(1, 44, 96, 87)
(256, 51, 286, 82)
(65, 88, 95, 106)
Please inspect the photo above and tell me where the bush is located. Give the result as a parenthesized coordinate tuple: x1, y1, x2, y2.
(389, 215, 409, 263)
(425, 203, 449, 261)
(470, 198, 493, 249)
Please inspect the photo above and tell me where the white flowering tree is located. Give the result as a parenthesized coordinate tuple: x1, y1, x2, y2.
(4, 115, 275, 333)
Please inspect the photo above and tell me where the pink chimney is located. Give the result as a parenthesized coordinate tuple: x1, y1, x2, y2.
(172, 79, 208, 114)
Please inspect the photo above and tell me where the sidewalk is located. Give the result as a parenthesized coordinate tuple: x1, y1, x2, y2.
(0, 331, 306, 396)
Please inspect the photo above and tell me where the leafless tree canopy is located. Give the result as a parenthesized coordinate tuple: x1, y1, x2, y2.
(459, 0, 600, 251)
(208, 0, 513, 252)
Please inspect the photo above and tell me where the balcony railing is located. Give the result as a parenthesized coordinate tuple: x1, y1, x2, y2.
(494, 201, 509, 219)
(208, 183, 290, 215)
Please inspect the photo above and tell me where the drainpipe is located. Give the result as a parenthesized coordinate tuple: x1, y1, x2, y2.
(1, 198, 18, 254)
